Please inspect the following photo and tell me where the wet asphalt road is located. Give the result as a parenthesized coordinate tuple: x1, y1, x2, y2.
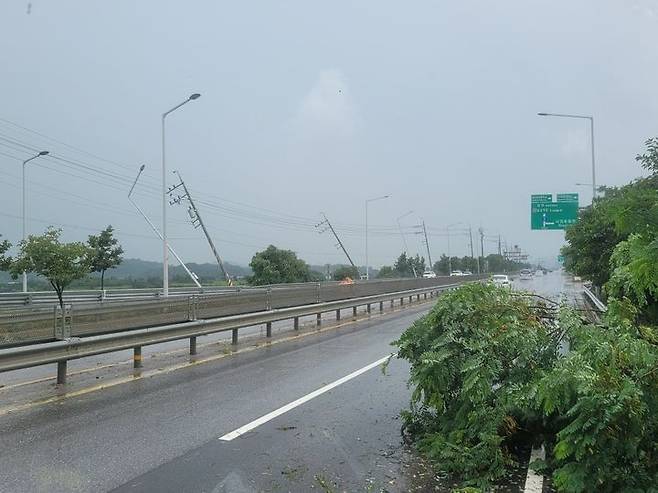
(0, 273, 580, 492)
(0, 304, 430, 493)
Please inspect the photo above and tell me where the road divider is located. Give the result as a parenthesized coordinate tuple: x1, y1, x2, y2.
(0, 282, 473, 385)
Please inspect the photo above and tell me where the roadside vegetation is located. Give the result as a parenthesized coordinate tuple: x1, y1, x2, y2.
(396, 139, 658, 492)
(395, 283, 658, 492)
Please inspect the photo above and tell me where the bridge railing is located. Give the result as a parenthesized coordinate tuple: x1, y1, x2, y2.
(0, 276, 485, 348)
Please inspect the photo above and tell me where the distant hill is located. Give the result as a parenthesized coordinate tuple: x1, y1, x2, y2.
(105, 258, 252, 280)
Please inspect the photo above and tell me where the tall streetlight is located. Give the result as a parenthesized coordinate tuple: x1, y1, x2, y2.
(446, 222, 464, 275)
(396, 210, 415, 276)
(22, 150, 49, 292)
(162, 93, 201, 297)
(365, 195, 390, 280)
(537, 112, 596, 201)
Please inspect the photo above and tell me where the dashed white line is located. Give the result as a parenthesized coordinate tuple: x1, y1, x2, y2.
(218, 355, 391, 441)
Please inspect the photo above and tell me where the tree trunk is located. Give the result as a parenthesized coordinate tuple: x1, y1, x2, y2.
(56, 288, 64, 311)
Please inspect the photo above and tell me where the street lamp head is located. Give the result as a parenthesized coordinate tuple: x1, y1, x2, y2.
(38, 150, 49, 156)
(537, 112, 548, 116)
(139, 164, 146, 172)
(189, 93, 201, 101)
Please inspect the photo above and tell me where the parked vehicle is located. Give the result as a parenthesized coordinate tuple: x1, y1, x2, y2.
(519, 269, 533, 280)
(422, 269, 437, 278)
(450, 270, 463, 276)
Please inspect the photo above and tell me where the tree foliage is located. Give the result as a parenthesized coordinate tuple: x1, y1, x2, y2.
(395, 283, 558, 488)
(636, 137, 658, 173)
(88, 225, 124, 291)
(332, 265, 359, 281)
(10, 228, 93, 308)
(395, 283, 658, 491)
(0, 235, 11, 271)
(378, 252, 425, 278)
(248, 245, 312, 285)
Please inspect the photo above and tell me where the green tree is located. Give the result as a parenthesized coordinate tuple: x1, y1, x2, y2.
(393, 252, 425, 277)
(636, 137, 658, 173)
(88, 225, 124, 291)
(0, 234, 11, 271)
(10, 228, 94, 309)
(248, 245, 312, 285)
(332, 265, 359, 281)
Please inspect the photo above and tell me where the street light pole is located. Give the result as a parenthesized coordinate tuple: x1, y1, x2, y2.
(161, 93, 200, 297)
(537, 112, 596, 201)
(21, 150, 49, 293)
(365, 195, 390, 280)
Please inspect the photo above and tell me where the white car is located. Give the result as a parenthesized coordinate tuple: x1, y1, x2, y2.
(422, 269, 437, 278)
(450, 270, 463, 276)
(492, 274, 511, 288)
(463, 270, 473, 276)
(519, 269, 533, 280)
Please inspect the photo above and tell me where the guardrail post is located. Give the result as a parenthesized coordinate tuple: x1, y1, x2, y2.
(266, 322, 272, 338)
(409, 295, 413, 303)
(390, 299, 394, 308)
(352, 306, 357, 318)
(316, 313, 321, 327)
(232, 329, 239, 345)
(424, 293, 427, 300)
(416, 294, 420, 301)
(190, 336, 197, 355)
(367, 303, 371, 314)
(336, 309, 341, 321)
(294, 317, 299, 331)
(379, 301, 383, 312)
(266, 288, 272, 311)
(400, 297, 404, 306)
(56, 361, 67, 385)
(134, 347, 142, 368)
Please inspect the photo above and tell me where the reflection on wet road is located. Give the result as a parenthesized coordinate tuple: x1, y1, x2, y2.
(511, 269, 583, 304)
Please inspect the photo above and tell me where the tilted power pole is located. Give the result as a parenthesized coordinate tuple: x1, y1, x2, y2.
(169, 171, 232, 286)
(315, 213, 356, 268)
(414, 221, 433, 269)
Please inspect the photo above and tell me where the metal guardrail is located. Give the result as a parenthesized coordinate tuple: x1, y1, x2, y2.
(0, 276, 482, 347)
(0, 278, 441, 308)
(0, 281, 466, 384)
(583, 285, 607, 312)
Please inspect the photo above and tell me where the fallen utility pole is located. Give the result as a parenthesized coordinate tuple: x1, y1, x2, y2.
(315, 213, 356, 268)
(128, 165, 202, 289)
(169, 171, 232, 286)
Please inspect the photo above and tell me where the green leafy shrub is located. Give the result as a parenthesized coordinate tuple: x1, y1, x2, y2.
(394, 283, 559, 488)
(535, 310, 658, 493)
(396, 283, 658, 491)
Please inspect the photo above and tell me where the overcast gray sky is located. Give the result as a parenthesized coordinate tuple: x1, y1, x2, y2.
(1, 0, 657, 269)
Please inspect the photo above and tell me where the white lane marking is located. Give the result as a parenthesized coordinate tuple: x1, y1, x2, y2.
(524, 445, 545, 493)
(218, 355, 391, 441)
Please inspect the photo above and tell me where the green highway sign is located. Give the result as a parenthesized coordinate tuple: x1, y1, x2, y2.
(531, 193, 579, 230)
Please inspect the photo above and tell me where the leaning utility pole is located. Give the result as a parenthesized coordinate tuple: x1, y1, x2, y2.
(421, 221, 433, 268)
(169, 171, 232, 286)
(498, 235, 502, 256)
(315, 213, 356, 268)
(128, 165, 202, 289)
(479, 227, 485, 273)
(469, 225, 480, 275)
